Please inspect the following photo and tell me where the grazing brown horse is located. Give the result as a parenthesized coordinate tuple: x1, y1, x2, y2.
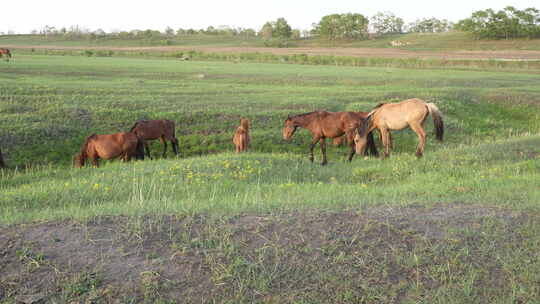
(233, 118, 250, 153)
(0, 48, 12, 61)
(354, 98, 444, 158)
(74, 132, 144, 168)
(0, 148, 5, 168)
(283, 111, 378, 165)
(129, 119, 179, 159)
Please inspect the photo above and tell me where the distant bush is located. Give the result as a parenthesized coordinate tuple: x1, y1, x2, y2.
(455, 6, 540, 39)
(406, 18, 453, 33)
(312, 13, 370, 40)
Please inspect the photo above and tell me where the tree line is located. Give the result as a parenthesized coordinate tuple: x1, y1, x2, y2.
(5, 6, 538, 40)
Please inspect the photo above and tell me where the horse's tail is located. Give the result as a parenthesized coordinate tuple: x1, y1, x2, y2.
(7, 49, 11, 58)
(74, 134, 96, 166)
(426, 103, 444, 141)
(135, 136, 145, 160)
(79, 134, 96, 156)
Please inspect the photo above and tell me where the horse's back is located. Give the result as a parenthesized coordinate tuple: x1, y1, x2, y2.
(374, 98, 430, 130)
(131, 119, 175, 139)
(92, 132, 137, 159)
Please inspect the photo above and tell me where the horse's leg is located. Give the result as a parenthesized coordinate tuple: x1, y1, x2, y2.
(409, 122, 426, 158)
(0, 149, 5, 168)
(347, 143, 355, 162)
(161, 137, 168, 158)
(92, 157, 99, 168)
(144, 141, 152, 160)
(171, 138, 179, 155)
(345, 131, 355, 162)
(380, 128, 391, 158)
(320, 137, 328, 166)
(309, 136, 321, 163)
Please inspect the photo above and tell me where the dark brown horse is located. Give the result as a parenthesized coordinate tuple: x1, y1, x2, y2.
(0, 147, 5, 168)
(74, 132, 144, 168)
(283, 111, 378, 165)
(233, 118, 250, 153)
(129, 119, 179, 159)
(0, 48, 12, 61)
(355, 98, 444, 158)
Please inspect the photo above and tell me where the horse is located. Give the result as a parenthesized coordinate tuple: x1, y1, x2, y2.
(73, 132, 144, 168)
(0, 48, 12, 61)
(283, 111, 378, 165)
(333, 112, 393, 148)
(233, 118, 250, 153)
(129, 119, 179, 159)
(354, 98, 444, 158)
(0, 148, 5, 168)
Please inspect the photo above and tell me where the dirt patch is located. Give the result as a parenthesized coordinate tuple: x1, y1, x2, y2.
(0, 203, 535, 302)
(7, 44, 540, 60)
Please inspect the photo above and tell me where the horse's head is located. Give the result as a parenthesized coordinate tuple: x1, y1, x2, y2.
(354, 117, 372, 155)
(240, 118, 250, 129)
(282, 116, 298, 140)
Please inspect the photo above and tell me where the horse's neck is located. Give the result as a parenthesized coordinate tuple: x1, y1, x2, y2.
(294, 113, 317, 128)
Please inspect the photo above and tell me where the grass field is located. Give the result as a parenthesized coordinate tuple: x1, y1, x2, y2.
(1, 54, 540, 302)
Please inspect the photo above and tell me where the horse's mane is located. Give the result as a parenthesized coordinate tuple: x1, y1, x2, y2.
(373, 103, 386, 109)
(357, 116, 373, 137)
(289, 111, 318, 119)
(129, 120, 149, 132)
(129, 121, 140, 133)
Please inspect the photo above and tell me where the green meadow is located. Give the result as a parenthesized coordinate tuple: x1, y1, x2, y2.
(1, 54, 540, 302)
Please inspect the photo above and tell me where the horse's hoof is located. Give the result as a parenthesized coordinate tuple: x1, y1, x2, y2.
(321, 162, 328, 166)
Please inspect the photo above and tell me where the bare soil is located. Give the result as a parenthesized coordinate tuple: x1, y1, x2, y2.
(0, 203, 532, 303)
(7, 44, 540, 60)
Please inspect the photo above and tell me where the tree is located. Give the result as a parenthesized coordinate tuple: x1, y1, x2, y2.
(259, 18, 292, 39)
(313, 13, 369, 40)
(259, 22, 273, 40)
(274, 18, 292, 38)
(407, 18, 452, 33)
(291, 29, 301, 39)
(455, 6, 540, 39)
(164, 26, 174, 36)
(371, 12, 404, 34)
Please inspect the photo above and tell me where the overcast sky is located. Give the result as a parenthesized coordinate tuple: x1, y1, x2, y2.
(2, 0, 539, 34)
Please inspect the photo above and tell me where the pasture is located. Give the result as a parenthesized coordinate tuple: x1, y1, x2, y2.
(1, 54, 540, 302)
